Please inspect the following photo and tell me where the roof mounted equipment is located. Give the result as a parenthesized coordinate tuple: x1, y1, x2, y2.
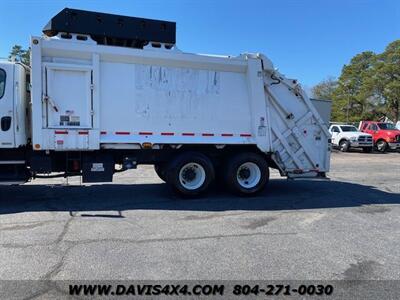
(42, 8, 176, 49)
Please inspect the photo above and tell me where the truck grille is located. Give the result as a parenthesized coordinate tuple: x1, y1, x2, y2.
(358, 136, 373, 142)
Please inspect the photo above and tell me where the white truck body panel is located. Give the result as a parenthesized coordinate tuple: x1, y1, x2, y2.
(22, 34, 330, 177)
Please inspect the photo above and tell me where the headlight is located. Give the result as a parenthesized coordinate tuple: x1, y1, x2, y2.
(350, 137, 357, 141)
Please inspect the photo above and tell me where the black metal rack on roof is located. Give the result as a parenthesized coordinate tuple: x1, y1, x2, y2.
(42, 8, 176, 49)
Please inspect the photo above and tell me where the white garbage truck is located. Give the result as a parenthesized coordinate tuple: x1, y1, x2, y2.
(0, 8, 331, 196)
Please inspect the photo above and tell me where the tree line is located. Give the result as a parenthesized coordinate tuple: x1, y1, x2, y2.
(8, 45, 30, 65)
(312, 40, 400, 123)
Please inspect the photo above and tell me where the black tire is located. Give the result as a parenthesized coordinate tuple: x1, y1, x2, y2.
(154, 163, 168, 182)
(362, 147, 373, 153)
(223, 152, 269, 196)
(376, 140, 387, 153)
(339, 140, 350, 152)
(166, 152, 215, 197)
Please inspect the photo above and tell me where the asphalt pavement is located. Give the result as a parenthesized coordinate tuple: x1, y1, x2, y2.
(0, 151, 399, 286)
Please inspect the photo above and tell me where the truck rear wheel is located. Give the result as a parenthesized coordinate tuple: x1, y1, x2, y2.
(154, 163, 168, 182)
(224, 152, 269, 196)
(166, 152, 215, 197)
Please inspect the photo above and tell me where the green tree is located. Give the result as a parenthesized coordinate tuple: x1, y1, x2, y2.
(332, 51, 377, 122)
(311, 76, 337, 100)
(373, 40, 400, 122)
(8, 45, 30, 65)
(313, 40, 400, 123)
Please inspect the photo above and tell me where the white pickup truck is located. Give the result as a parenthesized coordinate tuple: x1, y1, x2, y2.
(329, 124, 373, 152)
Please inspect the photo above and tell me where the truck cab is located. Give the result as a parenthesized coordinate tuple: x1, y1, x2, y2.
(0, 61, 29, 149)
(329, 124, 373, 152)
(0, 61, 30, 184)
(359, 121, 400, 152)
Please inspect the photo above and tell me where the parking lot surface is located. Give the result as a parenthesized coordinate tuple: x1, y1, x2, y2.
(0, 151, 399, 282)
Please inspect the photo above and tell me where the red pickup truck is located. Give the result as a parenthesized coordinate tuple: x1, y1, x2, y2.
(359, 121, 400, 152)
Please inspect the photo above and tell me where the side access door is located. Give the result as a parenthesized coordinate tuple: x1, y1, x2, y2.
(45, 64, 93, 129)
(0, 64, 15, 148)
(44, 63, 96, 150)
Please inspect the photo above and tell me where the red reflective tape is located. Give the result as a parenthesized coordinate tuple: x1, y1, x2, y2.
(100, 131, 107, 135)
(161, 132, 174, 136)
(221, 133, 233, 137)
(182, 133, 195, 136)
(139, 132, 153, 135)
(202, 133, 214, 137)
(55, 130, 68, 135)
(78, 131, 89, 135)
(240, 133, 252, 137)
(115, 132, 130, 135)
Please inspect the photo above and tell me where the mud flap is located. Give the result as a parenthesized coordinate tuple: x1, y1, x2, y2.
(82, 153, 114, 183)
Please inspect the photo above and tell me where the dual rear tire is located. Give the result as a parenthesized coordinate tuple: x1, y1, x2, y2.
(223, 152, 269, 196)
(155, 151, 269, 197)
(165, 152, 215, 197)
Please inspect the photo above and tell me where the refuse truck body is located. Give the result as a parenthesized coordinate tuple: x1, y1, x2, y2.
(0, 8, 331, 196)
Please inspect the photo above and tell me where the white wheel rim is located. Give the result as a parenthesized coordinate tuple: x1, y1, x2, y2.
(236, 162, 261, 189)
(179, 163, 206, 190)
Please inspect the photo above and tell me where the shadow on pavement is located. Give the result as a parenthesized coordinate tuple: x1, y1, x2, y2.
(0, 179, 399, 215)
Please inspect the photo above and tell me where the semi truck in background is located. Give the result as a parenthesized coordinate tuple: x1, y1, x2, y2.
(0, 8, 331, 196)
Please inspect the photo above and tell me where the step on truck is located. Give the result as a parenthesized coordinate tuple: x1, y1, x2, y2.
(0, 8, 331, 196)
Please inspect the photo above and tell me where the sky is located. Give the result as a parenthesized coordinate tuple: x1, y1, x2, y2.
(0, 0, 399, 88)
